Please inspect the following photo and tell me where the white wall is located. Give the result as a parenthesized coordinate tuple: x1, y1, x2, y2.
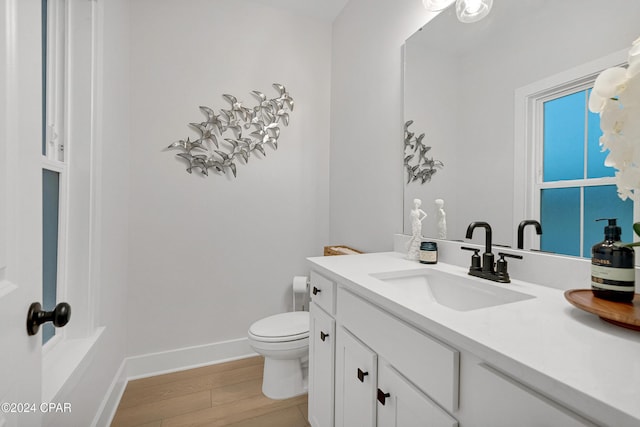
(329, 0, 436, 252)
(126, 0, 331, 357)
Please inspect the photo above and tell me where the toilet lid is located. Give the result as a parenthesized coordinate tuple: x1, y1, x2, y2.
(249, 312, 309, 342)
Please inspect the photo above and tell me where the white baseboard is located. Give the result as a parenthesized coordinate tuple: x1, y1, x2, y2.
(91, 358, 127, 427)
(94, 337, 257, 426)
(125, 337, 256, 380)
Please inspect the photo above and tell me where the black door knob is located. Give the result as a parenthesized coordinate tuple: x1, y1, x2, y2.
(26, 302, 71, 336)
(320, 331, 329, 342)
(312, 286, 321, 295)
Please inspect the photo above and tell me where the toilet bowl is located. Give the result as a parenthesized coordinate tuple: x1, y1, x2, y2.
(248, 311, 309, 399)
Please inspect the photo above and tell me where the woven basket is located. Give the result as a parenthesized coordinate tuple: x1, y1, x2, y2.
(323, 245, 363, 256)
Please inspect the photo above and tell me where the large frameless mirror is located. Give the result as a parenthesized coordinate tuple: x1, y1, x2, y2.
(403, 0, 640, 260)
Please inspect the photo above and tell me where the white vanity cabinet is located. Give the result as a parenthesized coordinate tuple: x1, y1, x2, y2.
(335, 325, 457, 427)
(308, 272, 337, 427)
(307, 254, 640, 427)
(309, 265, 460, 427)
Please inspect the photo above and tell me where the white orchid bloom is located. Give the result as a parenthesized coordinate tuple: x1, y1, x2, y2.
(599, 99, 625, 133)
(622, 105, 640, 138)
(591, 35, 640, 202)
(603, 133, 633, 168)
(627, 36, 640, 77)
(619, 73, 640, 108)
(589, 67, 628, 113)
(616, 167, 640, 200)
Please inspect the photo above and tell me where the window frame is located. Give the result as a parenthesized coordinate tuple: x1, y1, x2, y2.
(513, 48, 638, 254)
(42, 0, 68, 350)
(40, 0, 107, 403)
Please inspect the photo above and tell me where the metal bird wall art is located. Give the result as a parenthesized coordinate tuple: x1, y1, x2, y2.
(404, 120, 443, 184)
(166, 83, 294, 178)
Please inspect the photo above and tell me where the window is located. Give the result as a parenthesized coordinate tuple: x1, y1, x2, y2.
(514, 49, 637, 259)
(39, 0, 104, 401)
(537, 89, 633, 257)
(42, 0, 67, 346)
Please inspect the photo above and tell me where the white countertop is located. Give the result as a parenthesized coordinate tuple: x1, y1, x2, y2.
(307, 251, 640, 427)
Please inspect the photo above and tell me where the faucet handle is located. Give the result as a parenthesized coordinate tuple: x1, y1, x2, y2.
(496, 252, 523, 282)
(461, 246, 481, 271)
(497, 252, 523, 260)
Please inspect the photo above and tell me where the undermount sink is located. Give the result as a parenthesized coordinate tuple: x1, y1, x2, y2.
(370, 268, 535, 312)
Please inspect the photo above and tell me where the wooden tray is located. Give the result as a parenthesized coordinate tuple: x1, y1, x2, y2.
(564, 289, 640, 331)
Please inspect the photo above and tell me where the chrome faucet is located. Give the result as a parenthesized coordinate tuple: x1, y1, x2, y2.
(463, 221, 522, 283)
(517, 220, 542, 249)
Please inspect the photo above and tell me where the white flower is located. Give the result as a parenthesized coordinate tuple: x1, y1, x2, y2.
(602, 133, 632, 167)
(616, 167, 640, 200)
(628, 36, 640, 77)
(588, 67, 628, 113)
(599, 99, 625, 133)
(589, 36, 640, 201)
(619, 72, 640, 108)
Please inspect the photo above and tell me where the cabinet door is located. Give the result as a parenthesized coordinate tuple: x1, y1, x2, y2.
(309, 302, 336, 427)
(461, 362, 597, 427)
(377, 361, 458, 427)
(335, 327, 377, 427)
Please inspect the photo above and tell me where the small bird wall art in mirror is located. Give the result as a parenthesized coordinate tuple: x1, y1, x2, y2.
(404, 120, 443, 184)
(166, 83, 294, 178)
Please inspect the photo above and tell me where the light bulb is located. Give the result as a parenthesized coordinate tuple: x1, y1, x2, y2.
(455, 0, 493, 23)
(422, 0, 455, 12)
(464, 0, 483, 13)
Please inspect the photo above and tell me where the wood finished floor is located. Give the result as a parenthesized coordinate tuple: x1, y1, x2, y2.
(111, 356, 310, 427)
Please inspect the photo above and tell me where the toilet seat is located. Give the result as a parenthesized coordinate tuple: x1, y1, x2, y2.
(248, 311, 309, 343)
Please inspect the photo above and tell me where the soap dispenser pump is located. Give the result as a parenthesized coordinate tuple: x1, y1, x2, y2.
(591, 218, 635, 302)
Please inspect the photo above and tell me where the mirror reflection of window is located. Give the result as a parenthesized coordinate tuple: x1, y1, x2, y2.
(539, 88, 634, 257)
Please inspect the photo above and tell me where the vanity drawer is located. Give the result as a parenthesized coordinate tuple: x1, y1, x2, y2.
(338, 287, 459, 413)
(310, 270, 336, 315)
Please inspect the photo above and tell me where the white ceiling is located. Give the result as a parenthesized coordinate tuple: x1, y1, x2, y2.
(247, 0, 349, 22)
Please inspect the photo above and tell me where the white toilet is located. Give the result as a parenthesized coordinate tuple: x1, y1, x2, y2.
(248, 310, 310, 399)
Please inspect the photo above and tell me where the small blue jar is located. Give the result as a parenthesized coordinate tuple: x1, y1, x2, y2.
(419, 241, 438, 264)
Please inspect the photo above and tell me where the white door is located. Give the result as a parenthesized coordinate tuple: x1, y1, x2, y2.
(0, 0, 46, 425)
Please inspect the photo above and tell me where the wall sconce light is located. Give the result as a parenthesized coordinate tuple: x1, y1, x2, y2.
(422, 0, 493, 23)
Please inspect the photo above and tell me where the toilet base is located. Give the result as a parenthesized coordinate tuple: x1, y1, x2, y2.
(261, 357, 308, 400)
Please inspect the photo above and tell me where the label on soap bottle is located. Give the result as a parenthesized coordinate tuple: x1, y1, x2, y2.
(591, 264, 635, 292)
(591, 244, 635, 301)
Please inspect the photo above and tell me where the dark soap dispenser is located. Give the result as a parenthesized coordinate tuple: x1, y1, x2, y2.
(591, 218, 635, 302)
